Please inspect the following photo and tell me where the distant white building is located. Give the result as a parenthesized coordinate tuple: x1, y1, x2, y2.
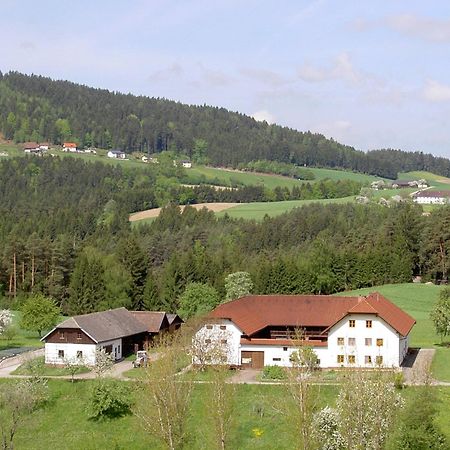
(181, 160, 192, 168)
(193, 293, 415, 369)
(62, 142, 78, 152)
(107, 150, 126, 159)
(413, 190, 450, 205)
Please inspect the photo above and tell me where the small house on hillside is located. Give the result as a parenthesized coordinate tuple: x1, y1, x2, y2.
(23, 142, 41, 154)
(107, 150, 126, 159)
(181, 160, 192, 168)
(63, 142, 78, 152)
(39, 143, 50, 151)
(413, 190, 450, 205)
(42, 308, 183, 365)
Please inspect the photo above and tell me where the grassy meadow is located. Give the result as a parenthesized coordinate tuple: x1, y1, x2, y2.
(4, 379, 450, 449)
(335, 283, 450, 382)
(0, 310, 44, 352)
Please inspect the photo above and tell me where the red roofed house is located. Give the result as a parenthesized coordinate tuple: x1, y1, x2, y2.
(193, 293, 415, 369)
(413, 190, 450, 205)
(62, 142, 78, 152)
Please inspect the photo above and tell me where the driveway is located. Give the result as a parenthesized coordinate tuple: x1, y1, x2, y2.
(402, 348, 435, 385)
(229, 369, 261, 384)
(0, 348, 44, 378)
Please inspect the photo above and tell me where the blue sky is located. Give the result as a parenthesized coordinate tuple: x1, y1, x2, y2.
(2, 0, 450, 157)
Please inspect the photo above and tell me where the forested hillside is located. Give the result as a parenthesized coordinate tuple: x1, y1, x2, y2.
(1, 71, 450, 179)
(1, 156, 450, 317)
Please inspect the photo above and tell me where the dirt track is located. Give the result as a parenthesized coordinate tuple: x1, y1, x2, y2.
(129, 202, 238, 222)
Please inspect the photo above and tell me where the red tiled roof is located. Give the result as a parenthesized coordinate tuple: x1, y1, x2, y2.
(210, 293, 415, 337)
(63, 142, 77, 147)
(414, 190, 450, 198)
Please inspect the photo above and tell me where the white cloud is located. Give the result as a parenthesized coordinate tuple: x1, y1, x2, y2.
(387, 14, 450, 42)
(148, 63, 184, 83)
(239, 67, 289, 87)
(297, 52, 361, 84)
(252, 110, 276, 124)
(423, 79, 450, 102)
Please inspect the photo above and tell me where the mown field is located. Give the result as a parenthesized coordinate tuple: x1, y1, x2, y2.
(5, 379, 450, 449)
(0, 311, 43, 352)
(335, 283, 450, 382)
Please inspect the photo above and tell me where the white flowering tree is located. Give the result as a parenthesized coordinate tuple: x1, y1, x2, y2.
(313, 407, 345, 450)
(336, 370, 403, 450)
(0, 310, 13, 335)
(93, 348, 114, 378)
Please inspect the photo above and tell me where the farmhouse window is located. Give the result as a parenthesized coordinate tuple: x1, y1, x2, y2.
(365, 338, 372, 346)
(365, 355, 372, 364)
(205, 339, 211, 344)
(59, 331, 65, 339)
(337, 355, 344, 364)
(206, 325, 213, 329)
(283, 347, 288, 351)
(337, 337, 344, 346)
(77, 351, 83, 359)
(376, 338, 383, 347)
(273, 357, 281, 362)
(220, 339, 227, 344)
(58, 350, 64, 358)
(366, 320, 372, 328)
(376, 356, 383, 365)
(349, 320, 355, 328)
(77, 331, 82, 340)
(219, 325, 227, 330)
(348, 338, 356, 346)
(348, 355, 356, 364)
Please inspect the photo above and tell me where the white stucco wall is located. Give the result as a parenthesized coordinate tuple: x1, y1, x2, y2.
(327, 314, 401, 368)
(240, 343, 327, 367)
(45, 338, 123, 366)
(193, 320, 242, 366)
(45, 342, 97, 365)
(192, 314, 409, 369)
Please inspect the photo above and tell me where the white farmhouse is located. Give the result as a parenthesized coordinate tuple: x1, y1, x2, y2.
(42, 308, 183, 365)
(413, 190, 450, 205)
(107, 149, 126, 159)
(193, 293, 415, 369)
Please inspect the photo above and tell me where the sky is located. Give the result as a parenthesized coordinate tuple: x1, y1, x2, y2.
(2, 0, 450, 157)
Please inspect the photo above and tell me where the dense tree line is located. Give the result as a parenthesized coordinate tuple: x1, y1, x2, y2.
(2, 71, 450, 179)
(1, 154, 450, 316)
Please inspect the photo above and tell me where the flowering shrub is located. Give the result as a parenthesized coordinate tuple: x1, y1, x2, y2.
(0, 310, 12, 334)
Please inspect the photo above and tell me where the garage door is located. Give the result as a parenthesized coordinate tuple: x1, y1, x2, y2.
(241, 351, 265, 369)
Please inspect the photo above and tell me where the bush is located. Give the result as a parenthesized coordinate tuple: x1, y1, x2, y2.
(88, 380, 132, 420)
(261, 365, 286, 380)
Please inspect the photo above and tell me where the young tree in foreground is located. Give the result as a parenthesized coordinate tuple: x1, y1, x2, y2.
(20, 294, 60, 337)
(430, 287, 450, 343)
(134, 331, 193, 450)
(207, 364, 236, 450)
(285, 330, 319, 450)
(0, 378, 48, 450)
(92, 348, 114, 378)
(386, 384, 448, 450)
(224, 271, 253, 301)
(63, 356, 86, 383)
(336, 370, 403, 450)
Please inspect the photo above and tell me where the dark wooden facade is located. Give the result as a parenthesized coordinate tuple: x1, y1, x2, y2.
(45, 328, 95, 345)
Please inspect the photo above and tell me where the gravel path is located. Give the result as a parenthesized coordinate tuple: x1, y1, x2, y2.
(402, 348, 436, 385)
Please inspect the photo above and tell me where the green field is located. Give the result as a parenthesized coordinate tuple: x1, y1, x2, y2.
(335, 283, 450, 382)
(216, 197, 355, 221)
(0, 311, 44, 352)
(4, 379, 449, 449)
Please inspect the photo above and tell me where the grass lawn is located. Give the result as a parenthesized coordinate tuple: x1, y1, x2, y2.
(216, 197, 355, 221)
(11, 356, 91, 376)
(4, 379, 449, 449)
(335, 283, 450, 382)
(0, 311, 44, 352)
